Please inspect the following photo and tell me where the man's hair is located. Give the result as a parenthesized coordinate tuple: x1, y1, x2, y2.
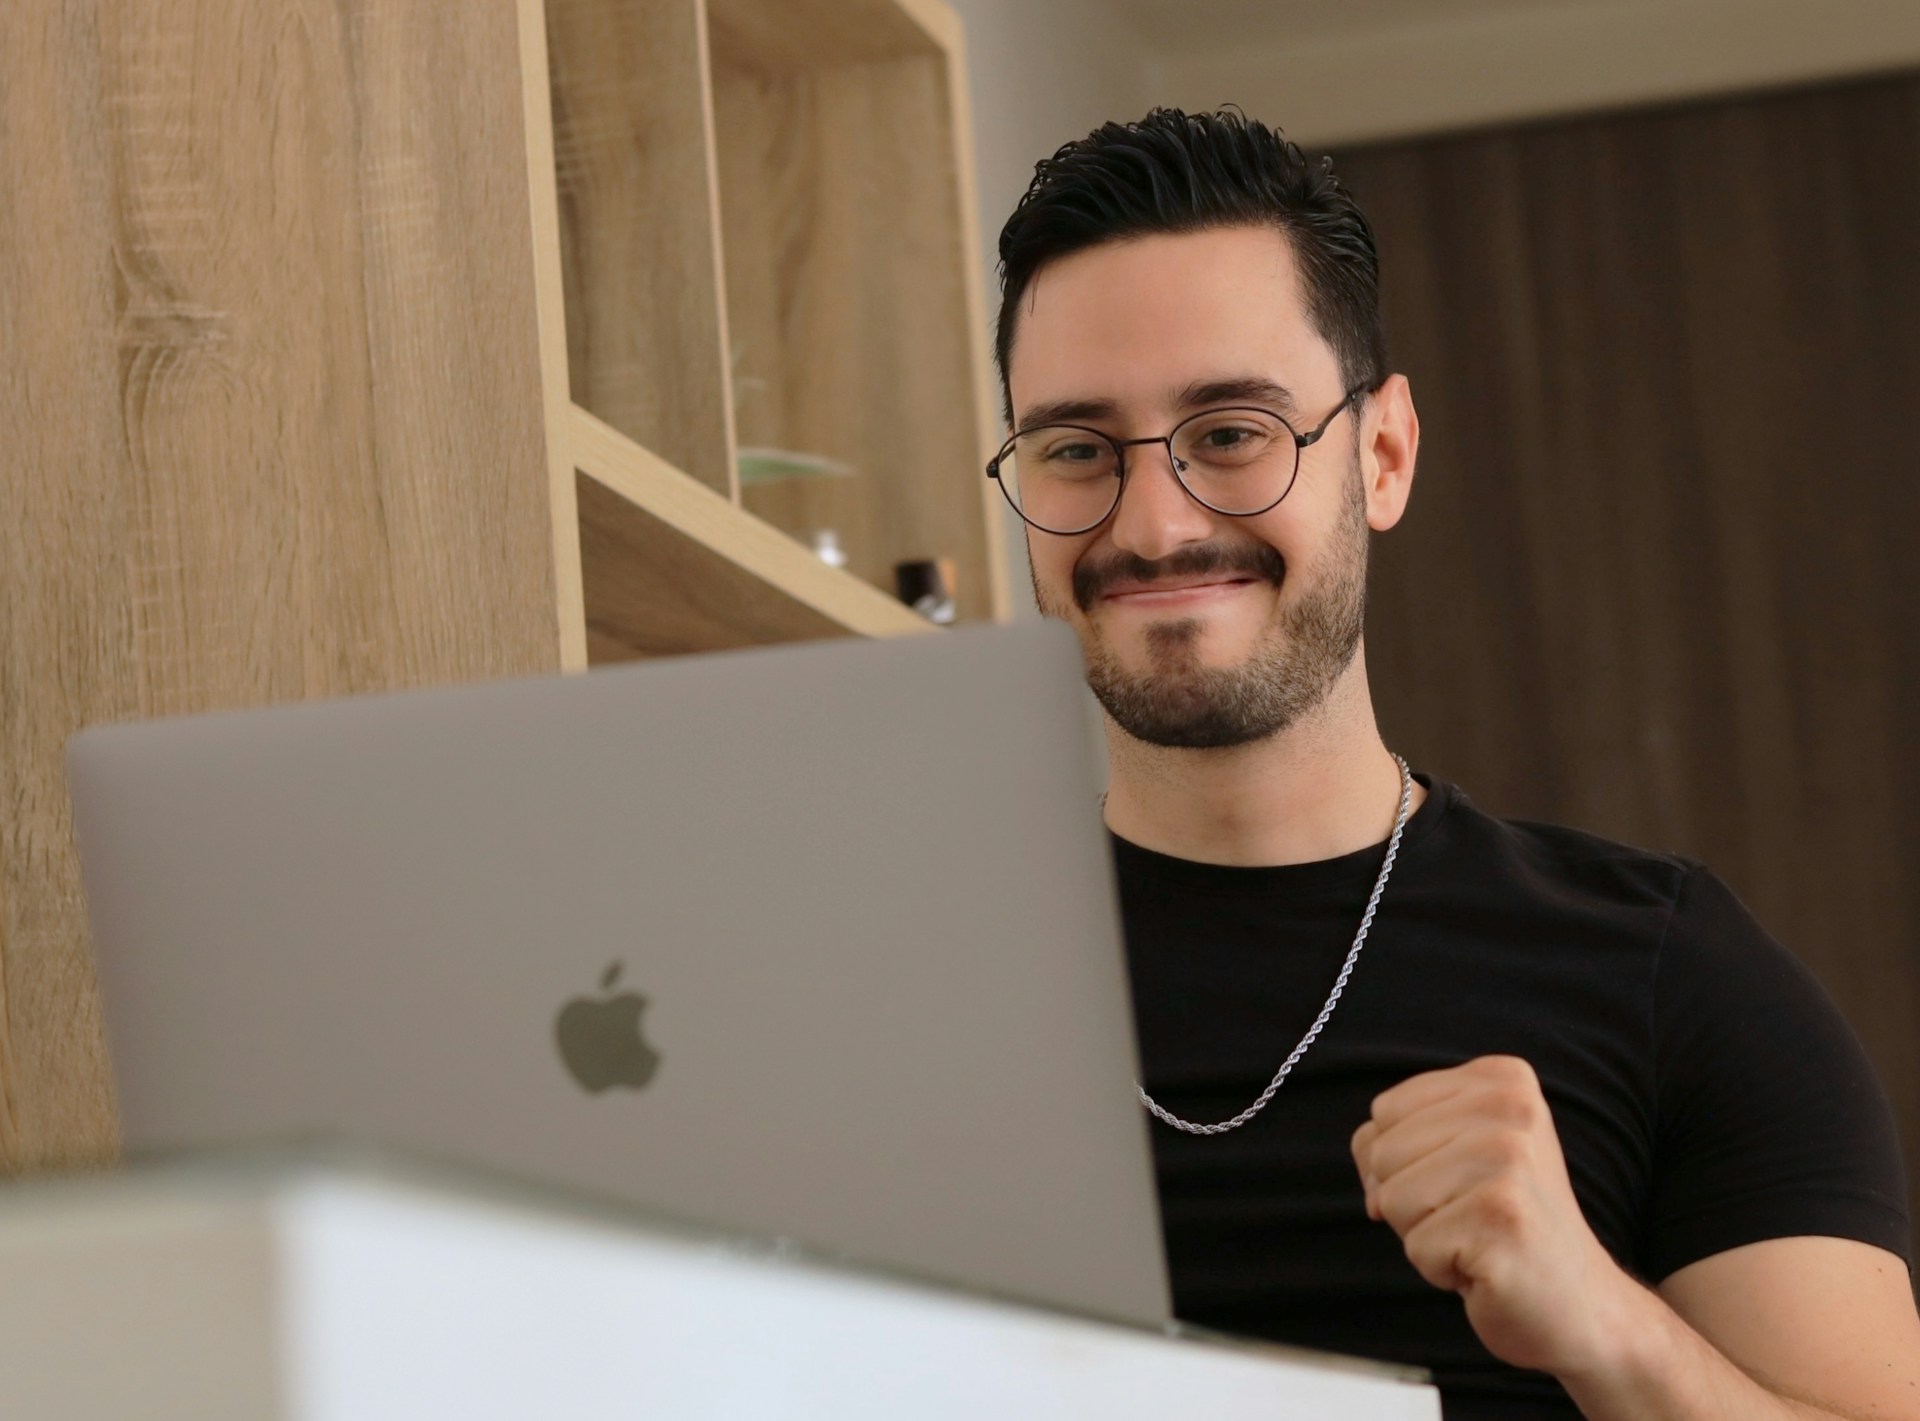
(993, 107, 1387, 427)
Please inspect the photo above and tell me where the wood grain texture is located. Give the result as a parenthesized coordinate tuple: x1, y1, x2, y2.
(546, 0, 738, 501)
(582, 476, 868, 659)
(705, 0, 937, 72)
(571, 404, 934, 658)
(711, 38, 1003, 625)
(0, 0, 565, 1171)
(516, 0, 590, 673)
(937, 6, 1013, 624)
(1334, 73, 1920, 1224)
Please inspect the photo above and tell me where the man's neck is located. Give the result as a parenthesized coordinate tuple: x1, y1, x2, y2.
(1098, 668, 1425, 868)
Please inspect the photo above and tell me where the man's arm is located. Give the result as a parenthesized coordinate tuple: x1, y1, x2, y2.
(1352, 1056, 1920, 1421)
(1574, 1235, 1920, 1421)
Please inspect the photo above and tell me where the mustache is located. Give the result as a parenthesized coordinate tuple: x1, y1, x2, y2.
(1074, 543, 1288, 609)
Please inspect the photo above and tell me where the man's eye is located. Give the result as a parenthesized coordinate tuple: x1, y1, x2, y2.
(1186, 422, 1277, 462)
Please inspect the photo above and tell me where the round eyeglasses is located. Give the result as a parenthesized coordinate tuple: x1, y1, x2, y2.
(987, 388, 1363, 536)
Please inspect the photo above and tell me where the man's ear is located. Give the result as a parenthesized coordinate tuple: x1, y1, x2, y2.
(1361, 373, 1420, 533)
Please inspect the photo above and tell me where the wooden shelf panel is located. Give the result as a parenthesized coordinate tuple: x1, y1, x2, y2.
(569, 404, 934, 662)
(545, 0, 737, 500)
(705, 0, 951, 71)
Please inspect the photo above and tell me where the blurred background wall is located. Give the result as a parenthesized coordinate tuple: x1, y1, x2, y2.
(947, 0, 1920, 1247)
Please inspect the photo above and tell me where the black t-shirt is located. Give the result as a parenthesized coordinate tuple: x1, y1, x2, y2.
(1112, 770, 1910, 1420)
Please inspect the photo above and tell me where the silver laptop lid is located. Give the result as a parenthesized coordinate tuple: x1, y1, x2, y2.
(67, 619, 1170, 1326)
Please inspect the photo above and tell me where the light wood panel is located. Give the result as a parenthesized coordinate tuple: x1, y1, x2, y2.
(1335, 72, 1920, 1225)
(937, 7, 1015, 628)
(710, 38, 1005, 623)
(0, 0, 566, 1172)
(571, 405, 934, 658)
(546, 0, 738, 499)
(516, 0, 591, 674)
(705, 0, 941, 70)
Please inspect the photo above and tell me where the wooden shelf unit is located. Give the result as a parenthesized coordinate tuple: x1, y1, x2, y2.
(539, 0, 1010, 663)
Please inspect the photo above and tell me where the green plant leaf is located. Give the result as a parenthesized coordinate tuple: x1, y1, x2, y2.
(737, 447, 856, 486)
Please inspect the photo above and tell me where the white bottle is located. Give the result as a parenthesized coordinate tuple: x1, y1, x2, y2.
(811, 529, 848, 569)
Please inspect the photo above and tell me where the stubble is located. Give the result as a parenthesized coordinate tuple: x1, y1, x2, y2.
(1035, 458, 1371, 750)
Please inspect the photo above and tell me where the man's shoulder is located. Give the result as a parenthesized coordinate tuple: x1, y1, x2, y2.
(1434, 782, 1806, 993)
(1433, 777, 1696, 920)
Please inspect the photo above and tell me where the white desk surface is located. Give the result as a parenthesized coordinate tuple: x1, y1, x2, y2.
(0, 1145, 1440, 1421)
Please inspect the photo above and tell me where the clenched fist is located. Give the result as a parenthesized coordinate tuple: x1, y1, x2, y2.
(1351, 1054, 1643, 1380)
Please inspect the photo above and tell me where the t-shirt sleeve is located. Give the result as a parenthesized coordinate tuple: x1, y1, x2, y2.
(1643, 860, 1911, 1283)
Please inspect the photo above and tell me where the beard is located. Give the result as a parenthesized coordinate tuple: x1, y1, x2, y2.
(1033, 457, 1371, 750)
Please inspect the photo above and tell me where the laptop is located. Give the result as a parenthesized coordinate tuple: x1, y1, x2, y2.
(65, 619, 1171, 1327)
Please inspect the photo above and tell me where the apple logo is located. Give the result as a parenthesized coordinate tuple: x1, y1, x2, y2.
(555, 961, 661, 1094)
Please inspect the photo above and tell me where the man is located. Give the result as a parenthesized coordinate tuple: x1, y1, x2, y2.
(989, 108, 1919, 1419)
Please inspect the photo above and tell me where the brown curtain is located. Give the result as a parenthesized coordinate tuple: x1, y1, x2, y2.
(1335, 73, 1920, 1237)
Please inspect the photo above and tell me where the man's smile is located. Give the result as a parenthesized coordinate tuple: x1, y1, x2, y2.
(1100, 576, 1264, 609)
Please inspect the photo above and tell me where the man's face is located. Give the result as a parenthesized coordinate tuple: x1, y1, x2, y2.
(1005, 224, 1374, 749)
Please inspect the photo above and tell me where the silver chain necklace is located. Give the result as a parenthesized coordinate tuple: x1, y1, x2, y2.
(1106, 753, 1414, 1136)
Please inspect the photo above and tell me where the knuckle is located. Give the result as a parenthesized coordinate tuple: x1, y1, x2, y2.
(1473, 1180, 1529, 1233)
(1483, 1055, 1538, 1092)
(1485, 1129, 1533, 1172)
(1478, 1063, 1546, 1127)
(1375, 1176, 1414, 1228)
(1494, 1054, 1538, 1084)
(1490, 1088, 1537, 1127)
(1402, 1235, 1455, 1291)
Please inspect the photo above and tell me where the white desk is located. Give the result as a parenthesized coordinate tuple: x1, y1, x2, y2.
(0, 1148, 1440, 1420)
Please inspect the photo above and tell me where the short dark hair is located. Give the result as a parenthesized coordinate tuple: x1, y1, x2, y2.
(993, 107, 1387, 428)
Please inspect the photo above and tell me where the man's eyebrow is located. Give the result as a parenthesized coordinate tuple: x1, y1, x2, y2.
(1013, 377, 1301, 433)
(1014, 395, 1121, 430)
(1174, 376, 1301, 416)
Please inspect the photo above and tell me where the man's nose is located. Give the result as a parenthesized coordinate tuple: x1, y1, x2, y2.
(1105, 440, 1217, 560)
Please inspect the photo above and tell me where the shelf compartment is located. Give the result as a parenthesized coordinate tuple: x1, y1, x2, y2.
(545, 0, 738, 499)
(706, 0, 1005, 624)
(569, 404, 932, 663)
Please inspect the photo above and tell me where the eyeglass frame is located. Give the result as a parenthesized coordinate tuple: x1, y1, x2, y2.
(986, 385, 1368, 536)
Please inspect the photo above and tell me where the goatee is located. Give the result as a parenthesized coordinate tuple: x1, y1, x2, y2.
(1036, 465, 1370, 750)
